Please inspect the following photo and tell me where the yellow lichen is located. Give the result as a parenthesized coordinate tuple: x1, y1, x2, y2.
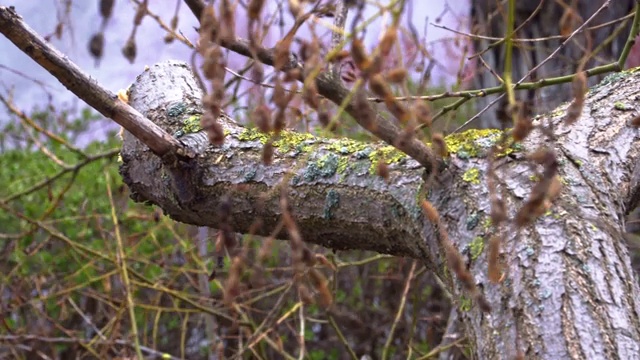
(469, 236, 484, 260)
(460, 296, 472, 312)
(336, 156, 349, 174)
(462, 168, 481, 184)
(237, 128, 316, 153)
(273, 131, 316, 152)
(483, 217, 492, 230)
(325, 137, 370, 154)
(444, 129, 503, 157)
(182, 115, 202, 134)
(238, 128, 269, 143)
(368, 145, 406, 174)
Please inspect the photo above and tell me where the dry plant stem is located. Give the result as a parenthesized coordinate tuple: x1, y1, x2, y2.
(0, 94, 86, 158)
(2, 149, 119, 203)
(238, 284, 295, 356)
(298, 303, 305, 360)
(0, 6, 184, 157)
(470, 1, 545, 60)
(400, 17, 636, 129)
(238, 300, 299, 360)
(0, 335, 181, 360)
(518, 0, 613, 86)
(327, 315, 359, 360)
(381, 260, 417, 360)
(196, 227, 220, 355)
(431, 10, 635, 43)
(421, 2, 640, 132)
(18, 120, 68, 167)
(106, 172, 144, 360)
(0, 196, 236, 324)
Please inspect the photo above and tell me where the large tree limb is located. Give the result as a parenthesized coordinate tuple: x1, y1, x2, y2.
(120, 61, 437, 262)
(121, 61, 640, 359)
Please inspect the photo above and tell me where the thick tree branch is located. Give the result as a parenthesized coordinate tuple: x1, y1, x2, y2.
(120, 61, 435, 261)
(0, 6, 185, 157)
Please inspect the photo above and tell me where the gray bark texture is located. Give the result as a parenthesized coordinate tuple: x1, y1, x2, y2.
(471, 0, 635, 129)
(120, 61, 640, 359)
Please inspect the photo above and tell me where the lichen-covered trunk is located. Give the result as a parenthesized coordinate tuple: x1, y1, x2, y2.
(470, 0, 635, 129)
(451, 72, 640, 358)
(120, 61, 640, 359)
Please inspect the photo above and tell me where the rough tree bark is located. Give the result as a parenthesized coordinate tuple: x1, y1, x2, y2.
(471, 0, 636, 128)
(120, 61, 640, 359)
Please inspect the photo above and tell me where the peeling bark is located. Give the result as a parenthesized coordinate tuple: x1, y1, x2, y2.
(120, 61, 640, 359)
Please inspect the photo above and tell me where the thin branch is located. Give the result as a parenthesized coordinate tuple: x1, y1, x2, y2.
(328, 0, 348, 77)
(106, 172, 144, 360)
(0, 6, 185, 157)
(432, 11, 634, 43)
(381, 260, 417, 360)
(452, 0, 640, 132)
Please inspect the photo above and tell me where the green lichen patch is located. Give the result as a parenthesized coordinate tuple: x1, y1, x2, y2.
(243, 168, 257, 182)
(469, 236, 484, 260)
(460, 296, 472, 312)
(590, 69, 637, 94)
(599, 72, 628, 87)
(466, 212, 481, 230)
(462, 168, 481, 184)
(167, 102, 187, 117)
(303, 153, 340, 182)
(323, 189, 340, 219)
(614, 101, 634, 111)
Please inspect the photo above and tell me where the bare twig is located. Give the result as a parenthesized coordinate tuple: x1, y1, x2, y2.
(381, 260, 417, 360)
(452, 0, 639, 132)
(328, 0, 349, 77)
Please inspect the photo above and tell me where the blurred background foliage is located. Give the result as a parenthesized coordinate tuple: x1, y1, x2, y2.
(0, 104, 454, 359)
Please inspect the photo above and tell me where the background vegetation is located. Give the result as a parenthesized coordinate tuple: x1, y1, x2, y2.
(2, 0, 639, 359)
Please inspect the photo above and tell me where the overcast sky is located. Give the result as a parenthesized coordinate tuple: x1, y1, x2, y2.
(0, 1, 469, 120)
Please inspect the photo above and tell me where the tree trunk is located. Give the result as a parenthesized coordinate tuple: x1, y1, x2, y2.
(470, 0, 635, 128)
(120, 61, 640, 359)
